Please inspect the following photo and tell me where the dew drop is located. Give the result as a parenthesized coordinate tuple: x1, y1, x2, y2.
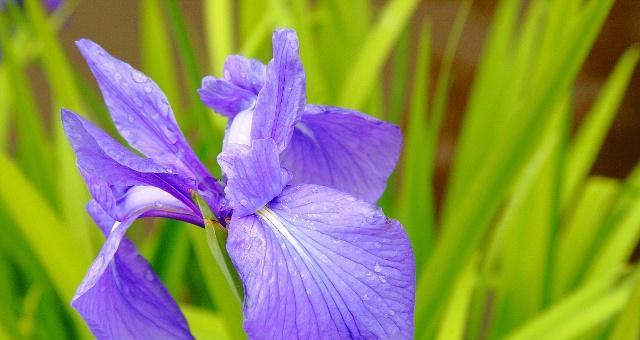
(145, 270, 155, 281)
(131, 69, 148, 83)
(197, 182, 208, 192)
(379, 275, 387, 283)
(240, 199, 248, 206)
(158, 98, 171, 117)
(143, 85, 152, 93)
(154, 201, 164, 208)
(159, 125, 179, 144)
(374, 262, 382, 273)
(127, 115, 135, 123)
(362, 294, 370, 301)
(388, 310, 395, 316)
(305, 289, 311, 295)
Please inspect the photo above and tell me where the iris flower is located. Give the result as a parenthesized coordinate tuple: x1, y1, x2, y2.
(64, 28, 415, 339)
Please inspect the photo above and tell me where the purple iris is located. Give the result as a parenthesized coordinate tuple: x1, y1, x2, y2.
(64, 28, 415, 340)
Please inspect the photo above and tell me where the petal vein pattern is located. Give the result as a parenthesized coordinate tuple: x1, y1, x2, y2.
(75, 39, 212, 183)
(282, 105, 402, 202)
(227, 185, 415, 340)
(71, 201, 194, 340)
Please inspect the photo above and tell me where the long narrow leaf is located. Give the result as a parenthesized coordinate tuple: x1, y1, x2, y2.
(339, 0, 421, 109)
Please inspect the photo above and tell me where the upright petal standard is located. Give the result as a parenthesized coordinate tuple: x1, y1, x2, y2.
(199, 31, 401, 203)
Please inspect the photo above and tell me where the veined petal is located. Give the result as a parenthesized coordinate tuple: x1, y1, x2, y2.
(223, 55, 266, 94)
(218, 139, 289, 217)
(281, 105, 402, 202)
(251, 29, 306, 151)
(75, 39, 208, 180)
(72, 201, 194, 340)
(61, 109, 199, 218)
(227, 185, 415, 339)
(198, 76, 256, 117)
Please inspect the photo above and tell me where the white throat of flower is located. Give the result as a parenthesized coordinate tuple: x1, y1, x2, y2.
(256, 207, 307, 257)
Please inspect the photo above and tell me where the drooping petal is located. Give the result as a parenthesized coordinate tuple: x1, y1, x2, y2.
(72, 200, 194, 340)
(61, 109, 199, 218)
(227, 185, 415, 339)
(75, 39, 208, 180)
(223, 55, 266, 94)
(76, 187, 192, 298)
(198, 76, 256, 117)
(281, 105, 402, 202)
(218, 139, 289, 217)
(251, 29, 306, 151)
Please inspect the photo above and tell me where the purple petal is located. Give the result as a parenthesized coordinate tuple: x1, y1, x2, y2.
(43, 0, 63, 10)
(218, 139, 289, 217)
(75, 39, 209, 181)
(61, 109, 199, 218)
(223, 55, 266, 94)
(251, 29, 306, 151)
(223, 108, 255, 148)
(72, 201, 194, 340)
(198, 76, 256, 117)
(281, 105, 402, 202)
(227, 185, 415, 339)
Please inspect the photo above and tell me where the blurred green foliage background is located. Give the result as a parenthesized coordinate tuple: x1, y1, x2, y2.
(1, 0, 639, 339)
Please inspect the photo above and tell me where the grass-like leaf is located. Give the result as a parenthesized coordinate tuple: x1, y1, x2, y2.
(339, 0, 421, 109)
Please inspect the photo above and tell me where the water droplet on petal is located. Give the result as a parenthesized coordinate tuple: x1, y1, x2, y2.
(374, 262, 382, 273)
(143, 85, 152, 93)
(379, 275, 387, 283)
(131, 69, 148, 83)
(127, 115, 135, 123)
(154, 201, 164, 208)
(239, 199, 248, 206)
(145, 270, 155, 281)
(388, 310, 395, 316)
